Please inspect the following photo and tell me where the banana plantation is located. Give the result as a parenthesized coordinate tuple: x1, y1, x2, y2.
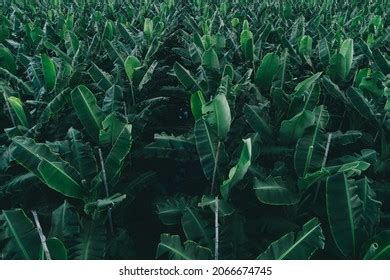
(0, 0, 389, 260)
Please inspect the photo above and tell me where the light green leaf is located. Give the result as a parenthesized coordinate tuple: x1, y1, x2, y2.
(202, 93, 231, 139)
(124, 56, 141, 82)
(41, 54, 56, 91)
(7, 96, 29, 127)
(339, 39, 354, 77)
(255, 52, 279, 90)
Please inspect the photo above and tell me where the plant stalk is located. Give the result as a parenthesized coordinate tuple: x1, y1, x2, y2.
(211, 141, 222, 260)
(31, 210, 51, 260)
(98, 148, 114, 236)
(214, 196, 219, 260)
(210, 141, 222, 196)
(313, 132, 332, 203)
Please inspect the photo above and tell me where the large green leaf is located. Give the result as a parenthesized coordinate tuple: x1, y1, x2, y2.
(346, 87, 377, 122)
(202, 48, 219, 69)
(255, 52, 279, 90)
(198, 195, 235, 217)
(49, 200, 80, 239)
(254, 176, 299, 205)
(220, 138, 252, 199)
(202, 93, 231, 140)
(102, 124, 132, 187)
(355, 177, 381, 237)
(10, 136, 60, 179)
(363, 231, 390, 260)
(194, 119, 218, 180)
(243, 104, 272, 141)
(327, 53, 346, 83)
(294, 106, 329, 177)
(257, 218, 325, 259)
(124, 55, 141, 82)
(38, 158, 84, 199)
(240, 28, 254, 62)
(41, 54, 56, 91)
(326, 173, 362, 257)
(99, 113, 126, 146)
(339, 39, 354, 78)
(102, 85, 124, 114)
(299, 35, 313, 57)
(280, 110, 316, 143)
(0, 46, 16, 74)
(0, 209, 41, 259)
(68, 219, 106, 260)
(71, 85, 105, 142)
(181, 207, 212, 246)
(173, 62, 200, 91)
(67, 128, 98, 182)
(156, 197, 192, 226)
(7, 96, 29, 127)
(144, 133, 197, 162)
(40, 238, 67, 260)
(156, 234, 212, 260)
(294, 72, 322, 94)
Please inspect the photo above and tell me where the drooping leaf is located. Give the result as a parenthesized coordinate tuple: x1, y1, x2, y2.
(243, 104, 272, 141)
(326, 173, 362, 257)
(37, 158, 84, 199)
(173, 62, 200, 91)
(156, 234, 212, 260)
(194, 119, 218, 180)
(257, 218, 325, 260)
(67, 128, 98, 182)
(156, 197, 193, 226)
(220, 138, 252, 199)
(68, 219, 106, 260)
(49, 200, 80, 239)
(101, 124, 132, 187)
(280, 110, 316, 143)
(254, 176, 299, 205)
(181, 207, 212, 246)
(102, 85, 124, 114)
(99, 113, 126, 146)
(202, 93, 231, 139)
(71, 85, 105, 142)
(0, 209, 41, 260)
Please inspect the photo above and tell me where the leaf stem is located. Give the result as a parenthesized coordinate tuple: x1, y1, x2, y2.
(211, 141, 222, 196)
(31, 210, 51, 260)
(214, 196, 219, 260)
(98, 148, 114, 236)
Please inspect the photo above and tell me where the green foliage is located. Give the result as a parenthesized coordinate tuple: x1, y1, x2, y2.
(0, 0, 389, 261)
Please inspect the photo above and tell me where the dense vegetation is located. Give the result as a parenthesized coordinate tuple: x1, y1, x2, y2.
(0, 0, 389, 260)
